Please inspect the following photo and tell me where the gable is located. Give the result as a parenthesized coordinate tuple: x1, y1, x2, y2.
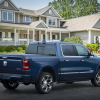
(0, 0, 19, 11)
(36, 23, 47, 28)
(42, 8, 60, 18)
(93, 18, 100, 29)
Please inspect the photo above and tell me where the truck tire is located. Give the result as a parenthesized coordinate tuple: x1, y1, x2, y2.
(35, 72, 53, 94)
(91, 69, 100, 87)
(3, 81, 19, 90)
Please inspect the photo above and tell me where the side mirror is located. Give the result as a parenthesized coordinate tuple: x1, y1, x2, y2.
(88, 51, 94, 56)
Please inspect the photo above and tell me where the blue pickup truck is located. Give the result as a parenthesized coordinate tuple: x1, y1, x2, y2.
(0, 41, 100, 94)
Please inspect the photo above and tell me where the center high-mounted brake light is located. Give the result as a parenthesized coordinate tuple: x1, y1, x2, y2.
(22, 59, 30, 70)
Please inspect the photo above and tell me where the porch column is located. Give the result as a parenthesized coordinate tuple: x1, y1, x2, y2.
(14, 28, 16, 46)
(50, 31, 52, 41)
(27, 29, 29, 45)
(45, 30, 47, 41)
(14, 12, 15, 23)
(33, 30, 35, 42)
(88, 30, 91, 44)
(39, 30, 41, 41)
(59, 32, 61, 41)
(0, 10, 1, 22)
(69, 32, 70, 38)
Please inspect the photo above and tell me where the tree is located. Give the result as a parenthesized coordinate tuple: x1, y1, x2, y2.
(48, 0, 100, 19)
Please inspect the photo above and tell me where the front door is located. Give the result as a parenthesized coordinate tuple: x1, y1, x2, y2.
(61, 44, 80, 81)
(75, 45, 96, 78)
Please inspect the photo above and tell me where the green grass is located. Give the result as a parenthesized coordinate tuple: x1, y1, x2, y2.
(0, 52, 25, 54)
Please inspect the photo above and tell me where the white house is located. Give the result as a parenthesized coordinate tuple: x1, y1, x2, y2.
(0, 0, 100, 46)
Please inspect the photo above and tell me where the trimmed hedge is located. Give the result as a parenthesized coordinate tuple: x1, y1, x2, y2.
(62, 36, 83, 44)
(0, 45, 28, 53)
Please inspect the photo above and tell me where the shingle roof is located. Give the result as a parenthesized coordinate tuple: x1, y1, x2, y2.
(63, 13, 100, 31)
(19, 6, 50, 16)
(35, 6, 50, 15)
(19, 8, 37, 15)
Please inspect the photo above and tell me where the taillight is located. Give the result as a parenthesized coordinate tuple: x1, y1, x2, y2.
(22, 59, 30, 70)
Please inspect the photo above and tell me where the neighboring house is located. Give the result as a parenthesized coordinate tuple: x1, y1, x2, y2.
(0, 0, 100, 46)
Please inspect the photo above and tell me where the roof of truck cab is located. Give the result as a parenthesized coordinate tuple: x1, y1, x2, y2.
(29, 42, 81, 45)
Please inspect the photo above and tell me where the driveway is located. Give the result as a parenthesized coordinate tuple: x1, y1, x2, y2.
(0, 81, 100, 100)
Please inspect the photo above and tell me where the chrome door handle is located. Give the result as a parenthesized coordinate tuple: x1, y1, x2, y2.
(65, 60, 69, 62)
(81, 60, 84, 62)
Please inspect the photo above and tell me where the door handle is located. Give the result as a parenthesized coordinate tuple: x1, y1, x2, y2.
(65, 60, 69, 62)
(81, 60, 84, 62)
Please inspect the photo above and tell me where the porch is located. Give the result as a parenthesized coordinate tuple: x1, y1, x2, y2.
(0, 27, 70, 46)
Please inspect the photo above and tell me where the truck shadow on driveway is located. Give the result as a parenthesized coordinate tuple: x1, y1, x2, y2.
(1, 81, 95, 95)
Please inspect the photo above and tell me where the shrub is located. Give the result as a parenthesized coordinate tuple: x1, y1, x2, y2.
(17, 47, 23, 51)
(5, 45, 15, 52)
(0, 46, 5, 52)
(85, 44, 100, 51)
(86, 47, 92, 52)
(62, 36, 83, 44)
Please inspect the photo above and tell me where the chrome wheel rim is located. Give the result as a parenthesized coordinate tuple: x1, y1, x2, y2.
(8, 82, 18, 87)
(96, 71, 100, 84)
(41, 75, 53, 92)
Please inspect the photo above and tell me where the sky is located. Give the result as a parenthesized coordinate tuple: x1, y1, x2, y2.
(12, 0, 54, 10)
(12, 0, 100, 11)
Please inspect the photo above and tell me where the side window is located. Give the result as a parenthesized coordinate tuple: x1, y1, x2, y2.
(76, 45, 89, 56)
(61, 45, 76, 56)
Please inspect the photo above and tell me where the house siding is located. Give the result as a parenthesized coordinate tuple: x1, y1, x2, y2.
(36, 23, 46, 28)
(15, 13, 18, 23)
(93, 19, 100, 29)
(61, 33, 69, 40)
(91, 31, 100, 43)
(70, 31, 88, 45)
(41, 17, 46, 23)
(42, 8, 60, 18)
(0, 1, 18, 11)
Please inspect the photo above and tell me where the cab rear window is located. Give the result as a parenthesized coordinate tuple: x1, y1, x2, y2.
(26, 44, 56, 56)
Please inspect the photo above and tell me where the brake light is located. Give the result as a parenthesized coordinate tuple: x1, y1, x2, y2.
(22, 59, 30, 70)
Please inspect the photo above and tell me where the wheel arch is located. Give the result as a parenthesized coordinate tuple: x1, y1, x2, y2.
(37, 66, 56, 82)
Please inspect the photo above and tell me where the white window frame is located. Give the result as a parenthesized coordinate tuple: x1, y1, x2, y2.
(2, 11, 13, 21)
(48, 17, 57, 27)
(4, 1, 8, 7)
(23, 16, 32, 22)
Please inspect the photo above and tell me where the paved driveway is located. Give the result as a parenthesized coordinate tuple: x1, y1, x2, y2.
(0, 81, 100, 100)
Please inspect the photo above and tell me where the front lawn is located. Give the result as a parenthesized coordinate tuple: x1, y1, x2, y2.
(0, 52, 25, 54)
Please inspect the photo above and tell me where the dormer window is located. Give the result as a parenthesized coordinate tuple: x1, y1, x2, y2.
(4, 1, 8, 7)
(49, 10, 52, 14)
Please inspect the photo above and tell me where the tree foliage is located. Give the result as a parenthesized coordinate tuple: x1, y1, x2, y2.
(62, 36, 83, 44)
(48, 0, 100, 19)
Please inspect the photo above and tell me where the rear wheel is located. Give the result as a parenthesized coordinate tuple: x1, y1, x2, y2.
(35, 72, 53, 94)
(3, 81, 19, 90)
(91, 69, 100, 87)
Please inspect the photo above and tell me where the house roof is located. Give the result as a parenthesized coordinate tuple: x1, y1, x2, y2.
(35, 6, 50, 15)
(63, 13, 100, 31)
(19, 8, 37, 15)
(19, 6, 50, 16)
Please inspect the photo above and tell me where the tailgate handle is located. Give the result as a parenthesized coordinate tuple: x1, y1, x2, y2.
(65, 60, 69, 62)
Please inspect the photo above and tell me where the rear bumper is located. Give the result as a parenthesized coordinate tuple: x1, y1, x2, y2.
(0, 73, 31, 82)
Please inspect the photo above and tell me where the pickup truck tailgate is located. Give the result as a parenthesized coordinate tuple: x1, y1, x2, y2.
(0, 55, 24, 74)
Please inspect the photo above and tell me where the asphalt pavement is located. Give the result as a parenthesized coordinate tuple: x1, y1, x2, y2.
(0, 81, 100, 100)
